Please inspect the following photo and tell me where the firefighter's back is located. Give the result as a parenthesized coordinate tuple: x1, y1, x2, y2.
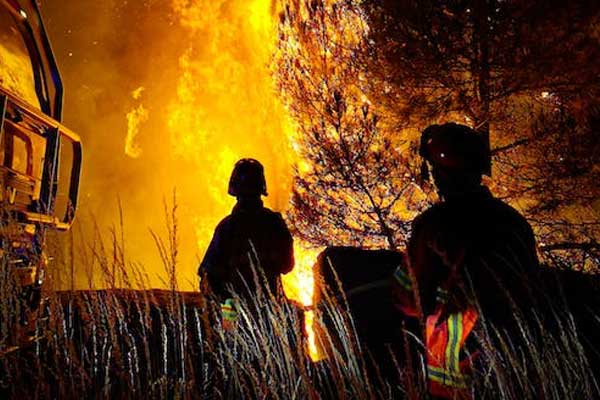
(415, 188, 539, 322)
(199, 158, 294, 303)
(221, 201, 293, 299)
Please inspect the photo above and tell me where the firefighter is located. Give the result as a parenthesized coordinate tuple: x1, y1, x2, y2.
(393, 123, 539, 398)
(199, 158, 294, 328)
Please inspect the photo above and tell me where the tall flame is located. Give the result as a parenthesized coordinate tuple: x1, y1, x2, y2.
(163, 0, 322, 358)
(165, 0, 326, 360)
(166, 0, 296, 261)
(283, 244, 323, 360)
(41, 0, 324, 360)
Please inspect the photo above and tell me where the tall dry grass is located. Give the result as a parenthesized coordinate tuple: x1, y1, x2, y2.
(0, 205, 599, 399)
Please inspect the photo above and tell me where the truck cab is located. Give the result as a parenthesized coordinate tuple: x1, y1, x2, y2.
(0, 0, 82, 305)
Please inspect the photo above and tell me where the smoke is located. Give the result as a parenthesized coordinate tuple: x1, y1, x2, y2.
(41, 0, 296, 290)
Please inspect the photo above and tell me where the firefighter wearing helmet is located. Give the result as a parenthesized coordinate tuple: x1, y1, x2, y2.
(199, 158, 294, 327)
(392, 123, 539, 399)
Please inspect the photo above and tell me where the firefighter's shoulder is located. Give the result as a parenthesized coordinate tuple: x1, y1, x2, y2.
(485, 196, 535, 237)
(213, 214, 235, 234)
(259, 207, 288, 223)
(488, 196, 528, 221)
(412, 202, 448, 231)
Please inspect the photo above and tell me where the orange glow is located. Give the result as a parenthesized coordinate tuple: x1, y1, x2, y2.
(0, 36, 38, 108)
(282, 243, 320, 307)
(125, 87, 147, 159)
(165, 0, 297, 280)
(303, 310, 322, 361)
(282, 242, 324, 361)
(113, 0, 298, 290)
(166, 0, 324, 360)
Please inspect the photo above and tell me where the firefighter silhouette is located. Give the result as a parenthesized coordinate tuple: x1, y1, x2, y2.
(199, 158, 294, 313)
(393, 123, 539, 398)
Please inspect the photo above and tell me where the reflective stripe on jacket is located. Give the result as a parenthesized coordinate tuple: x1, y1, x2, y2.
(221, 298, 238, 331)
(426, 307, 478, 399)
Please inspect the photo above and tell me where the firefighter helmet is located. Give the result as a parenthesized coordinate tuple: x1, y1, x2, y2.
(228, 158, 268, 197)
(419, 123, 491, 181)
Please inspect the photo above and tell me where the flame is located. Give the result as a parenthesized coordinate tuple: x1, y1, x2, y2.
(125, 87, 148, 159)
(282, 243, 324, 361)
(165, 0, 322, 359)
(165, 0, 297, 270)
(39, 0, 324, 359)
(282, 243, 320, 306)
(303, 309, 321, 361)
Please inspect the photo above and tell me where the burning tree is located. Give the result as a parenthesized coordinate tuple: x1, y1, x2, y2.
(275, 1, 427, 250)
(277, 0, 600, 269)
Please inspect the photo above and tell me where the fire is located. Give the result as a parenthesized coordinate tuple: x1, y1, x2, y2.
(303, 309, 321, 361)
(282, 243, 319, 306)
(165, 0, 323, 359)
(125, 87, 147, 159)
(110, 0, 299, 289)
(165, 0, 297, 273)
(283, 243, 324, 361)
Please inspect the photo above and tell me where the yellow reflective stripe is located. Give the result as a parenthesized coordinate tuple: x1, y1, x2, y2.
(428, 311, 473, 390)
(427, 365, 467, 388)
(393, 266, 412, 291)
(445, 312, 463, 373)
(223, 313, 237, 322)
(222, 309, 237, 321)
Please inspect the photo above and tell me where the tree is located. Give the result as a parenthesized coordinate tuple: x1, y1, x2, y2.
(276, 0, 600, 269)
(361, 0, 600, 268)
(275, 1, 427, 250)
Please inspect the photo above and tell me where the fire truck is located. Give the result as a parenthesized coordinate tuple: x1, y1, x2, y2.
(0, 0, 82, 306)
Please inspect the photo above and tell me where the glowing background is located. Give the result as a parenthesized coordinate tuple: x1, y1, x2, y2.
(41, 0, 302, 291)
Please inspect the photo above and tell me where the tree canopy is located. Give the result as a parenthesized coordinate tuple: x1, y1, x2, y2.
(276, 0, 600, 270)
